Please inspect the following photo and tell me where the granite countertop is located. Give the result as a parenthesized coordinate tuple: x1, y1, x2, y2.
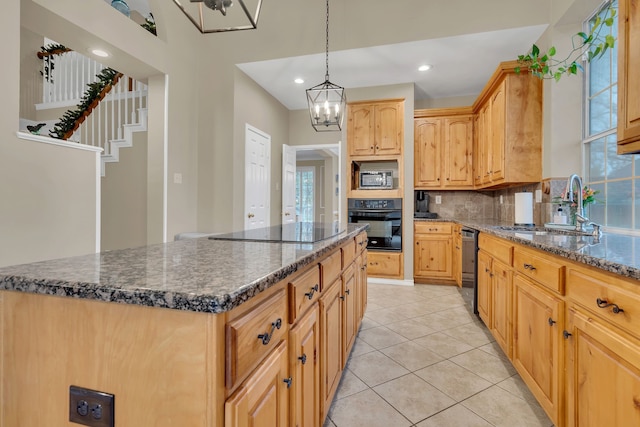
(415, 217, 640, 281)
(0, 223, 367, 314)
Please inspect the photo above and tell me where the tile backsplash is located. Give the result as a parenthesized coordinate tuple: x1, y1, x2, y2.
(421, 178, 569, 226)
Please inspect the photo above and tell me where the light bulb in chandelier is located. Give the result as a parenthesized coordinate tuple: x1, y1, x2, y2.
(202, 0, 233, 16)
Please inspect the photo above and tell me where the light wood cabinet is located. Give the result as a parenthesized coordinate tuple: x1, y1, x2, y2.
(319, 278, 343, 422)
(367, 251, 403, 279)
(512, 274, 564, 425)
(453, 225, 462, 287)
(342, 263, 358, 362)
(347, 99, 404, 157)
(414, 112, 474, 189)
(289, 305, 320, 427)
(472, 62, 542, 188)
(617, 0, 640, 154)
(477, 249, 492, 325)
(566, 307, 640, 427)
(225, 340, 290, 427)
(414, 222, 455, 284)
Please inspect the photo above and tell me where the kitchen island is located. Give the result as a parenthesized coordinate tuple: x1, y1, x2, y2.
(0, 223, 368, 427)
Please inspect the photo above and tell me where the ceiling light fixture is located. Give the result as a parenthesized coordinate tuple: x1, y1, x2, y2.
(172, 0, 262, 33)
(91, 49, 110, 58)
(306, 0, 346, 132)
(294, 78, 304, 84)
(418, 64, 431, 72)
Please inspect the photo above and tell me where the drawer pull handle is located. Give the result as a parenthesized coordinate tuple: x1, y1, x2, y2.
(257, 318, 282, 345)
(548, 317, 556, 326)
(305, 284, 319, 300)
(523, 263, 536, 270)
(563, 330, 572, 339)
(596, 298, 624, 314)
(298, 353, 307, 365)
(283, 377, 292, 388)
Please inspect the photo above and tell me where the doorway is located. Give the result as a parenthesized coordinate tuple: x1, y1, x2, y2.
(281, 142, 341, 227)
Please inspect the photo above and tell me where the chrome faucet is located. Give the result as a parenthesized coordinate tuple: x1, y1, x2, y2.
(564, 174, 601, 236)
(565, 174, 584, 227)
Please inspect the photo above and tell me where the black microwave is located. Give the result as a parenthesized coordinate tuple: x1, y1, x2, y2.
(359, 170, 393, 189)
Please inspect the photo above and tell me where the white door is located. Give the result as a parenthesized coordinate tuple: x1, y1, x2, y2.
(245, 125, 271, 230)
(282, 144, 296, 224)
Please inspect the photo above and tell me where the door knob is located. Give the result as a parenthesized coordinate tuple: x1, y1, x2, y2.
(247, 213, 255, 218)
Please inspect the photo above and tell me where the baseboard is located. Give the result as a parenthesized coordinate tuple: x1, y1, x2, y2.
(367, 277, 415, 286)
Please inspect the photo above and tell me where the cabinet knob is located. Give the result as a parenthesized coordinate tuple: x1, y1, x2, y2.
(563, 330, 572, 339)
(283, 377, 292, 388)
(298, 353, 307, 365)
(548, 317, 556, 326)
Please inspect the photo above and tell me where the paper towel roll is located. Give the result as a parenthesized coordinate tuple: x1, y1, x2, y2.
(515, 192, 534, 225)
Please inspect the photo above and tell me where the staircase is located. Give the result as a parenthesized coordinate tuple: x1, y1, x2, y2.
(33, 41, 148, 176)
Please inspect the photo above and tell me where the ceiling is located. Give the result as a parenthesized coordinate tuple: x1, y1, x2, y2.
(237, 24, 548, 111)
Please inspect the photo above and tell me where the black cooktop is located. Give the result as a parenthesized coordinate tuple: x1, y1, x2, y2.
(209, 222, 345, 244)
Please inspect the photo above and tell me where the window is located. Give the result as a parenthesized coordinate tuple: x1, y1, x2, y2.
(295, 167, 314, 222)
(583, 0, 640, 231)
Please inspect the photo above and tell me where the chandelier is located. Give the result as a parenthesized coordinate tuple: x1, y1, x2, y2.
(172, 0, 263, 33)
(306, 0, 346, 132)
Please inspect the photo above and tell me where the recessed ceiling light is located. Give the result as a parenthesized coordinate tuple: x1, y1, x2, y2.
(294, 78, 304, 84)
(91, 49, 110, 58)
(418, 65, 432, 72)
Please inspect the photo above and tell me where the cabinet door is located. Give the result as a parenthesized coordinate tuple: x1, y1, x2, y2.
(375, 102, 403, 155)
(225, 340, 289, 427)
(512, 274, 563, 425)
(474, 105, 489, 186)
(414, 235, 453, 279)
(491, 259, 512, 357)
(617, 0, 640, 153)
(347, 104, 375, 156)
(443, 116, 473, 188)
(367, 251, 402, 279)
(454, 226, 462, 287)
(289, 305, 320, 427)
(477, 250, 492, 326)
(342, 263, 357, 362)
(414, 118, 442, 187)
(319, 280, 342, 422)
(566, 307, 640, 427)
(489, 81, 506, 182)
(357, 252, 368, 323)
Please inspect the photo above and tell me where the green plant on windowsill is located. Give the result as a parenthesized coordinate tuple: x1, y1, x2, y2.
(515, 4, 616, 81)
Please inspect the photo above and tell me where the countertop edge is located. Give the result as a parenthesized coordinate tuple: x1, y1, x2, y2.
(0, 225, 368, 314)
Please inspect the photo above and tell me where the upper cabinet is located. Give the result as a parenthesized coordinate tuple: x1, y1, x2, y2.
(617, 0, 640, 154)
(472, 62, 543, 189)
(414, 109, 474, 189)
(347, 99, 404, 157)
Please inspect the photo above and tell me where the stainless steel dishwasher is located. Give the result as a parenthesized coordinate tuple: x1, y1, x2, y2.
(461, 228, 478, 314)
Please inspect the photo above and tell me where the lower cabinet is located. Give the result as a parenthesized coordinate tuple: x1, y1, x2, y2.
(289, 305, 320, 427)
(491, 259, 512, 357)
(320, 278, 343, 422)
(225, 340, 290, 427)
(414, 222, 454, 284)
(565, 307, 640, 427)
(476, 250, 492, 326)
(342, 263, 358, 361)
(367, 251, 402, 279)
(512, 274, 563, 424)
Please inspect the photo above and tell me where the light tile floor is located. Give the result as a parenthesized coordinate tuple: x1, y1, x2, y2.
(323, 282, 554, 427)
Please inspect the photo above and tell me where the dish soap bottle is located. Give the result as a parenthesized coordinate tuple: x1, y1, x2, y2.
(553, 207, 567, 224)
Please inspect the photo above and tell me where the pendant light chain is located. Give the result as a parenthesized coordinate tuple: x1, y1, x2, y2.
(325, 0, 330, 81)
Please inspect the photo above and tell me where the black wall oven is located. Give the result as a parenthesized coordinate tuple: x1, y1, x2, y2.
(347, 198, 402, 252)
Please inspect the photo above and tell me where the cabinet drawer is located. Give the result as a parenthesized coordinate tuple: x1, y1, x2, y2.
(567, 266, 640, 338)
(288, 265, 321, 323)
(415, 222, 452, 235)
(226, 288, 288, 390)
(478, 233, 513, 266)
(513, 246, 565, 294)
(321, 251, 342, 291)
(368, 252, 402, 278)
(356, 232, 368, 253)
(342, 238, 356, 267)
